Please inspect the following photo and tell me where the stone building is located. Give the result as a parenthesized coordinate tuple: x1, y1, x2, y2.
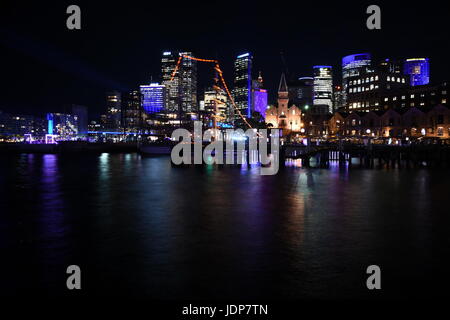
(266, 73, 302, 135)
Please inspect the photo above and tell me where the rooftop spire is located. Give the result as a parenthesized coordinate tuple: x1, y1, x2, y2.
(278, 73, 288, 93)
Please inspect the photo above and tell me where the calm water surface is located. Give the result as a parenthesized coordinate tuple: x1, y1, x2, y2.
(0, 153, 448, 299)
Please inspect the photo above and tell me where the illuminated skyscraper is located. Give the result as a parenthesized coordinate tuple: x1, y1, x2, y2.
(403, 58, 430, 86)
(232, 53, 253, 119)
(161, 51, 197, 115)
(204, 87, 228, 125)
(342, 53, 372, 105)
(140, 83, 165, 114)
(313, 66, 333, 113)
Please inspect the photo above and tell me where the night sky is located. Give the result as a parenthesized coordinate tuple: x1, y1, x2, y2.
(1, 0, 449, 119)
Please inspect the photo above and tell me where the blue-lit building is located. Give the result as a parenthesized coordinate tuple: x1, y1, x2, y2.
(252, 88, 268, 119)
(342, 53, 372, 105)
(404, 58, 430, 86)
(140, 83, 166, 114)
(47, 112, 79, 139)
(232, 53, 253, 120)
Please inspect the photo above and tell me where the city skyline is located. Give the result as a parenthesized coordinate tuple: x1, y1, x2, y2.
(1, 1, 449, 117)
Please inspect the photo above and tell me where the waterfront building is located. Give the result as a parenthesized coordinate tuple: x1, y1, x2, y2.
(161, 51, 197, 115)
(342, 53, 372, 105)
(381, 81, 448, 109)
(140, 83, 165, 115)
(47, 112, 79, 139)
(326, 104, 450, 138)
(345, 68, 409, 112)
(313, 66, 333, 113)
(403, 58, 430, 86)
(265, 73, 302, 134)
(232, 52, 253, 119)
(0, 111, 45, 140)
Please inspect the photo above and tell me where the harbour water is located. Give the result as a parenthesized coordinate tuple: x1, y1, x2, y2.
(0, 153, 448, 299)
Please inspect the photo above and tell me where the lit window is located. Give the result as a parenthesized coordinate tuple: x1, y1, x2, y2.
(384, 97, 389, 102)
(410, 94, 415, 98)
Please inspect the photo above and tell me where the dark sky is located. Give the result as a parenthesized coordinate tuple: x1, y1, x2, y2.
(1, 0, 449, 119)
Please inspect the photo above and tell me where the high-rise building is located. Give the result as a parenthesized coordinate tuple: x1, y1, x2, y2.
(204, 87, 228, 125)
(345, 68, 408, 112)
(122, 90, 142, 132)
(232, 53, 253, 119)
(287, 77, 314, 111)
(161, 51, 197, 115)
(378, 58, 402, 74)
(140, 83, 165, 114)
(0, 111, 44, 139)
(404, 58, 430, 86)
(71, 104, 88, 136)
(105, 91, 122, 130)
(342, 53, 372, 105)
(313, 66, 333, 113)
(333, 85, 344, 110)
(251, 72, 268, 119)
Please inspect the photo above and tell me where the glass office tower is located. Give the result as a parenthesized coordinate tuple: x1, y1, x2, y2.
(313, 66, 333, 113)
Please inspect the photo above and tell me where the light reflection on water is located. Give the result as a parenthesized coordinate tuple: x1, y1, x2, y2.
(0, 153, 447, 299)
